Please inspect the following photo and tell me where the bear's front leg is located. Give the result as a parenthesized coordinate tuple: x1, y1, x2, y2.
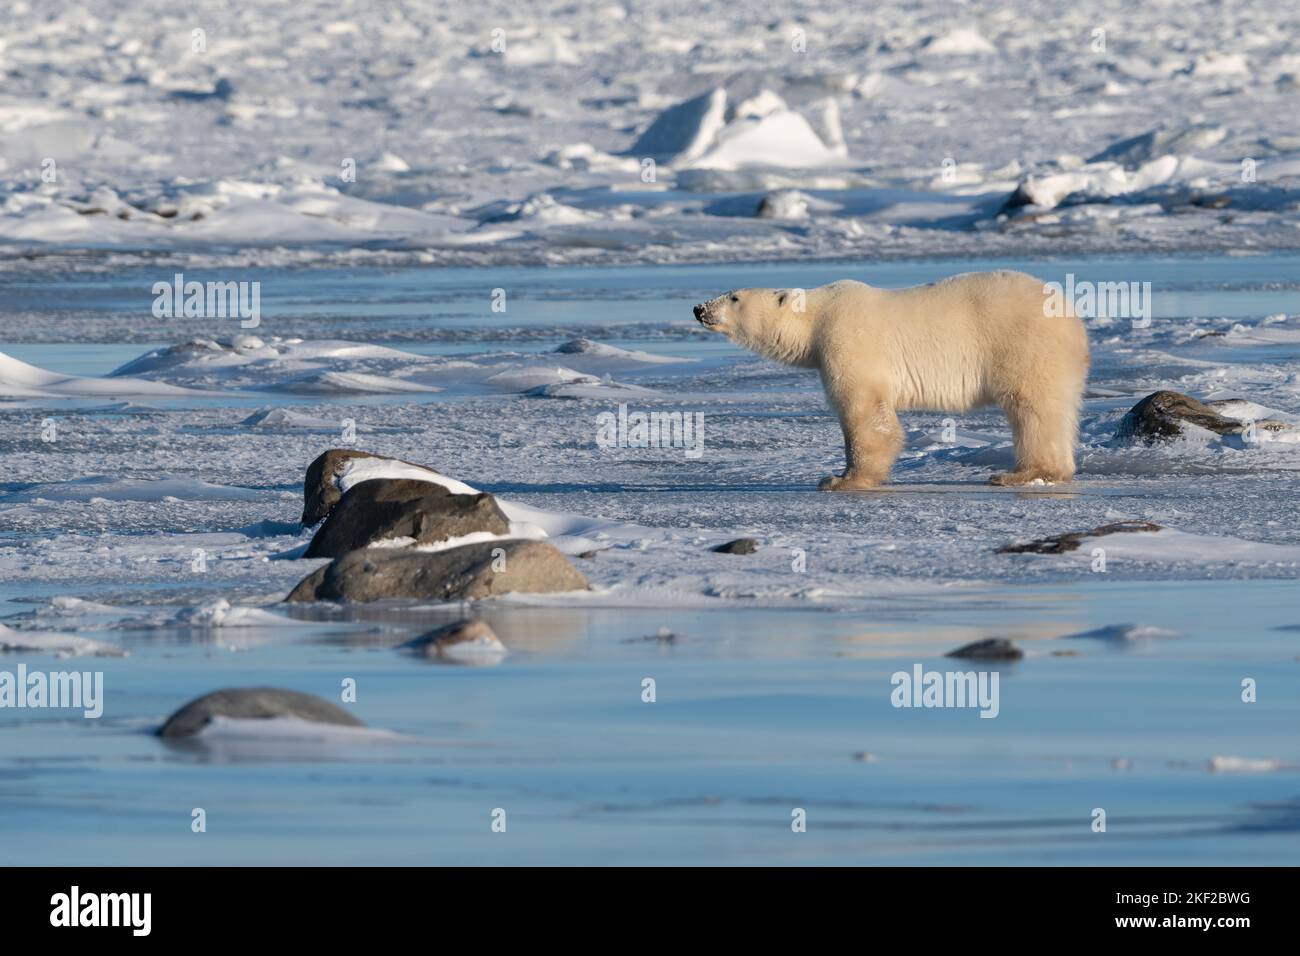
(819, 388, 903, 492)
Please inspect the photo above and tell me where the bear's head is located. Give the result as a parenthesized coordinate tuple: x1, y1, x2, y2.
(693, 288, 814, 366)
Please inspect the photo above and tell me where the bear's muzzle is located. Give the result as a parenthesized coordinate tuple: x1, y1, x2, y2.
(693, 301, 720, 327)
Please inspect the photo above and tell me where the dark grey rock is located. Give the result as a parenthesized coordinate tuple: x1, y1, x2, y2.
(399, 620, 505, 661)
(304, 478, 508, 559)
(946, 638, 1024, 660)
(998, 520, 1161, 555)
(712, 538, 759, 555)
(286, 539, 590, 603)
(158, 687, 363, 738)
(302, 449, 453, 526)
(1115, 390, 1290, 443)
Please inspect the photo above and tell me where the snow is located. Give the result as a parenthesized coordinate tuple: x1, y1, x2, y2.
(4, 0, 1296, 266)
(688, 105, 847, 171)
(0, 350, 211, 399)
(1, 1, 1298, 865)
(169, 599, 308, 628)
(920, 27, 997, 56)
(629, 88, 728, 166)
(3, 476, 267, 503)
(242, 408, 341, 428)
(335, 457, 480, 499)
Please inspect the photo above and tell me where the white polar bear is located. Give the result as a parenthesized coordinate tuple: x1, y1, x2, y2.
(693, 271, 1090, 490)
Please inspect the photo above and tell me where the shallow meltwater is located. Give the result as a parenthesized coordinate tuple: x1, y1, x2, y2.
(1, 579, 1297, 865)
(1, 254, 1299, 865)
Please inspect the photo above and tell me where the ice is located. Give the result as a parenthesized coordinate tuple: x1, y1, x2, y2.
(0, 350, 211, 399)
(1207, 755, 1290, 773)
(1087, 125, 1228, 167)
(169, 599, 309, 628)
(919, 27, 997, 56)
(0, 0, 1296, 265)
(0, 624, 126, 658)
(191, 715, 402, 745)
(4, 476, 266, 503)
(629, 88, 728, 166)
(553, 339, 686, 365)
(2, 1, 1300, 866)
(268, 371, 438, 395)
(242, 408, 342, 428)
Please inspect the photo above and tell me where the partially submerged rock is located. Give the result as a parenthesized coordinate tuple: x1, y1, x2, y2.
(304, 478, 509, 559)
(399, 620, 506, 663)
(286, 539, 589, 603)
(712, 537, 759, 555)
(158, 687, 363, 738)
(997, 521, 1161, 555)
(946, 638, 1024, 660)
(1115, 390, 1291, 443)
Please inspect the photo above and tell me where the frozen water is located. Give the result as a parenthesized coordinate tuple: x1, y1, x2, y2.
(2, 0, 1299, 866)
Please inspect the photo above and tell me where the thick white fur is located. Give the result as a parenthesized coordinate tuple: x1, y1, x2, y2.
(694, 271, 1090, 490)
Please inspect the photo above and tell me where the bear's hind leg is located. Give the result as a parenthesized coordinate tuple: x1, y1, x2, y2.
(992, 388, 1078, 486)
(819, 391, 903, 491)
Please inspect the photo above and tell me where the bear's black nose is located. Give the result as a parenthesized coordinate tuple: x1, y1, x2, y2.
(693, 304, 704, 320)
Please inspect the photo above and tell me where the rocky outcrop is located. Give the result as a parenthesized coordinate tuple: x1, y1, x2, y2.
(158, 687, 363, 738)
(286, 539, 589, 603)
(712, 537, 759, 554)
(946, 637, 1024, 660)
(997, 520, 1161, 555)
(1115, 390, 1291, 443)
(304, 478, 509, 559)
(302, 449, 456, 526)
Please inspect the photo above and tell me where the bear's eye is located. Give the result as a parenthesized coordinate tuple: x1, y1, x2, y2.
(778, 293, 787, 306)
(730, 295, 739, 303)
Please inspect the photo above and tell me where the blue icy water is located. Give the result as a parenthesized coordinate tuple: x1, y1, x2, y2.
(1, 253, 1298, 865)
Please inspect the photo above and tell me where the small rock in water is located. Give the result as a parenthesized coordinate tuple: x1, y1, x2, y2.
(623, 626, 679, 645)
(399, 620, 507, 663)
(1063, 624, 1180, 641)
(946, 637, 1024, 660)
(158, 687, 364, 738)
(712, 538, 759, 555)
(997, 520, 1161, 555)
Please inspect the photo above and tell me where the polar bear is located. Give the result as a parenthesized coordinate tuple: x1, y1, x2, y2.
(693, 271, 1089, 489)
